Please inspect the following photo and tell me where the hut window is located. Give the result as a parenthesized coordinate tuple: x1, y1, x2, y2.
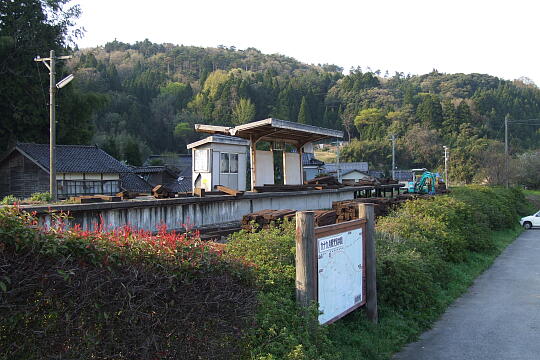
(220, 153, 238, 174)
(230, 154, 238, 173)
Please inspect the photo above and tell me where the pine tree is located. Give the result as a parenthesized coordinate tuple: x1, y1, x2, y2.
(297, 96, 311, 124)
(416, 94, 443, 128)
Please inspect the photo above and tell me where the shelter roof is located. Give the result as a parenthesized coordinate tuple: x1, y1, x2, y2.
(195, 118, 343, 147)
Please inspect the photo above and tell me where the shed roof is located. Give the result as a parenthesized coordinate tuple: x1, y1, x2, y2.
(341, 169, 369, 176)
(10, 143, 131, 174)
(302, 153, 325, 167)
(186, 134, 249, 149)
(119, 173, 153, 193)
(195, 118, 343, 147)
(324, 162, 369, 173)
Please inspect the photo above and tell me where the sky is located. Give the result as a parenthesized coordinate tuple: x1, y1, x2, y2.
(74, 0, 540, 85)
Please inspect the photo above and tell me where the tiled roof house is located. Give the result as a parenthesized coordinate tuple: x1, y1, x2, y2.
(0, 143, 151, 199)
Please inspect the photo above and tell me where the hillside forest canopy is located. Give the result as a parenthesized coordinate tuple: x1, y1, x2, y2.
(1, 1, 539, 184)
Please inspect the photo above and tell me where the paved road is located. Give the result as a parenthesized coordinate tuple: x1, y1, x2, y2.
(394, 229, 540, 360)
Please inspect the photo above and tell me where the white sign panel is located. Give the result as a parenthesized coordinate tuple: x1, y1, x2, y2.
(317, 227, 364, 324)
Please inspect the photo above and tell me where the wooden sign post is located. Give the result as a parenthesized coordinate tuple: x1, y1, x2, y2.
(358, 203, 378, 324)
(295, 203, 378, 324)
(295, 211, 317, 308)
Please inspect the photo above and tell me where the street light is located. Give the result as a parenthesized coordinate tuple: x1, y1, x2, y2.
(56, 73, 74, 89)
(34, 50, 74, 201)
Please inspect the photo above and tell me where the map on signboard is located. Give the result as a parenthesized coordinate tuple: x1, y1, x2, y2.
(317, 227, 363, 324)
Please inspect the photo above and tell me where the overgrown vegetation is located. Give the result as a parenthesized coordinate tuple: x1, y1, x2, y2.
(0, 207, 256, 359)
(226, 187, 533, 359)
(227, 222, 337, 360)
(0, 187, 533, 359)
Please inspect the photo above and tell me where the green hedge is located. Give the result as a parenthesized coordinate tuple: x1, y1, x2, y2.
(0, 207, 256, 360)
(360, 186, 532, 316)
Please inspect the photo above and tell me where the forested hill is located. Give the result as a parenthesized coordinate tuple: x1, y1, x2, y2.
(68, 40, 540, 177)
(5, 37, 540, 178)
(69, 39, 344, 162)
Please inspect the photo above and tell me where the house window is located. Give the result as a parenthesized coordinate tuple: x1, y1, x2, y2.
(56, 180, 120, 198)
(220, 153, 238, 174)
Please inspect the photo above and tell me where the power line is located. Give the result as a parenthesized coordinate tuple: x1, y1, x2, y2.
(508, 118, 540, 123)
(506, 122, 540, 125)
(494, 121, 505, 140)
(35, 61, 48, 108)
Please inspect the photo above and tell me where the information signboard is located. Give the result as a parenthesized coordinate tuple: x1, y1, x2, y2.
(315, 220, 365, 324)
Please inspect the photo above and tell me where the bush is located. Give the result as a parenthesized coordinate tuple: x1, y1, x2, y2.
(28, 192, 52, 203)
(224, 187, 531, 359)
(450, 186, 530, 230)
(374, 187, 529, 314)
(226, 221, 338, 360)
(376, 233, 441, 312)
(1, 195, 19, 205)
(0, 207, 256, 360)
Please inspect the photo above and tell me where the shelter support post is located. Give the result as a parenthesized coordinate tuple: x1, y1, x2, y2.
(297, 144, 304, 185)
(249, 135, 260, 191)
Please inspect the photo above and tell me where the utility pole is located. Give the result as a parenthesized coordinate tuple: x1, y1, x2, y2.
(34, 50, 73, 201)
(390, 134, 396, 180)
(443, 146, 449, 189)
(336, 140, 342, 183)
(504, 114, 509, 189)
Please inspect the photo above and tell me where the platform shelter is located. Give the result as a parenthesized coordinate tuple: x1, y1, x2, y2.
(195, 118, 343, 191)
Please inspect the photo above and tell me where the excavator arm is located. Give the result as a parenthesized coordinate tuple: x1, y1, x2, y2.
(413, 171, 436, 195)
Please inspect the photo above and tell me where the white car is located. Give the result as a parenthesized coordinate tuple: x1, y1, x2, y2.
(520, 210, 540, 229)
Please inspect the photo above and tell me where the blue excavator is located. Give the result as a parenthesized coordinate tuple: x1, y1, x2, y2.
(406, 168, 438, 195)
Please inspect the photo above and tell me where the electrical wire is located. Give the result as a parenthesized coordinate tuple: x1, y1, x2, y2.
(493, 121, 505, 140)
(508, 118, 540, 123)
(35, 61, 48, 108)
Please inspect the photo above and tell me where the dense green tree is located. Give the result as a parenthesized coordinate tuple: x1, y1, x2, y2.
(340, 139, 392, 170)
(416, 94, 443, 129)
(101, 136, 120, 159)
(449, 124, 489, 183)
(232, 98, 256, 125)
(400, 124, 442, 170)
(123, 138, 142, 166)
(0, 0, 92, 151)
(354, 108, 386, 140)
